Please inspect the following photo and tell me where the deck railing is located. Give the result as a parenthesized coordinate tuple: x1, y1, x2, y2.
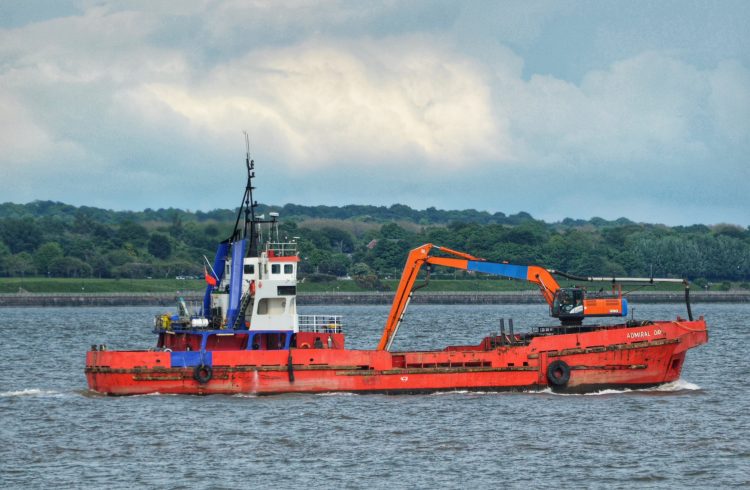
(266, 242, 297, 257)
(298, 315, 343, 333)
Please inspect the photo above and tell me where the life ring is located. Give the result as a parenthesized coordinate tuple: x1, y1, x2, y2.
(193, 364, 213, 384)
(250, 280, 256, 294)
(299, 342, 311, 349)
(547, 360, 571, 387)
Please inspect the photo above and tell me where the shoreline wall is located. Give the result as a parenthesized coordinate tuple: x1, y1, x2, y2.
(0, 291, 747, 307)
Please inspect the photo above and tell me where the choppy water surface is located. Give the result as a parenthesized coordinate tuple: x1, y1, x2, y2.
(1, 303, 748, 488)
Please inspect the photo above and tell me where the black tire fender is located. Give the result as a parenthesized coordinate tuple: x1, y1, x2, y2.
(547, 360, 571, 387)
(193, 364, 213, 384)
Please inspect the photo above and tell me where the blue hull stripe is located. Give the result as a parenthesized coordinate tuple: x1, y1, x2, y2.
(171, 351, 212, 368)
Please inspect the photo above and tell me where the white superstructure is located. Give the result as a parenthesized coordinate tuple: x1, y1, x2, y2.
(210, 241, 299, 332)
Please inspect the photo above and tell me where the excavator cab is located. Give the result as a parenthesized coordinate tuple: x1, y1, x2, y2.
(551, 287, 585, 323)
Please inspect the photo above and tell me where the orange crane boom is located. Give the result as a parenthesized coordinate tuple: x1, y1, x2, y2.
(376, 243, 646, 351)
(377, 244, 481, 351)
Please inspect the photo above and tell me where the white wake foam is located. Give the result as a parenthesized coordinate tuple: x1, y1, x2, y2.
(651, 379, 701, 392)
(538, 378, 701, 396)
(1, 388, 64, 398)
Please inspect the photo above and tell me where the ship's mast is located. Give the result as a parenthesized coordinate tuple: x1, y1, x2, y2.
(228, 133, 284, 258)
(230, 132, 260, 255)
(243, 132, 260, 256)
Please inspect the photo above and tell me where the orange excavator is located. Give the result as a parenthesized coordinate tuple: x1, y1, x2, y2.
(376, 243, 688, 351)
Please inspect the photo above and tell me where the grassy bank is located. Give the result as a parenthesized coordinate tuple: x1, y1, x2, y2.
(0, 277, 205, 293)
(0, 276, 727, 294)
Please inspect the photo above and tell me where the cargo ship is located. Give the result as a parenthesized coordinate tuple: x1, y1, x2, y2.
(85, 149, 708, 396)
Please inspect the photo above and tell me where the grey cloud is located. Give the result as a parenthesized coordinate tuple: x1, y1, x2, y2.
(0, 1, 747, 226)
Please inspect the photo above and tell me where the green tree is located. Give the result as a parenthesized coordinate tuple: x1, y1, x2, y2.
(367, 238, 411, 273)
(34, 242, 64, 275)
(2, 252, 36, 276)
(65, 237, 96, 261)
(350, 262, 373, 277)
(379, 222, 408, 239)
(116, 221, 149, 246)
(204, 224, 220, 237)
(49, 256, 93, 277)
(87, 253, 111, 278)
(504, 221, 549, 246)
(350, 262, 385, 290)
(320, 227, 355, 253)
(169, 212, 184, 238)
(114, 262, 152, 279)
(712, 224, 747, 240)
(106, 249, 134, 267)
(425, 226, 460, 249)
(318, 253, 351, 276)
(0, 218, 43, 253)
(0, 241, 10, 261)
(148, 233, 172, 259)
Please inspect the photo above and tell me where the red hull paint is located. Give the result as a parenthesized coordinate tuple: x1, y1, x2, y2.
(86, 319, 707, 395)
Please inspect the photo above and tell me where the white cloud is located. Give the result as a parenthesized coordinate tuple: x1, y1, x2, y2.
(0, 94, 53, 165)
(2, 4, 746, 177)
(0, 4, 190, 177)
(709, 60, 750, 147)
(495, 52, 723, 168)
(0, 2, 747, 224)
(0, 93, 87, 171)
(0, 7, 180, 85)
(134, 37, 508, 169)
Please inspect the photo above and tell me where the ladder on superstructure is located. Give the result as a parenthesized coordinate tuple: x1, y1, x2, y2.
(231, 290, 253, 329)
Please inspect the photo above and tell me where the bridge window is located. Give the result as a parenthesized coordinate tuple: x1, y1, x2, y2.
(244, 264, 255, 274)
(271, 264, 281, 274)
(284, 264, 294, 274)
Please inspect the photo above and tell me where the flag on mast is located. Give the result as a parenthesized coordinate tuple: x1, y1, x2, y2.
(204, 266, 217, 287)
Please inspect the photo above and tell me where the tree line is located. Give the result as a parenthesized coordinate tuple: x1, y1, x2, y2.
(0, 200, 748, 287)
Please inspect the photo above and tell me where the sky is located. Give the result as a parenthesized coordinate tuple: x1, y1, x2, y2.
(1, 0, 748, 226)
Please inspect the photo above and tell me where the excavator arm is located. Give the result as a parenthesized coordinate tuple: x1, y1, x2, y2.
(466, 261, 559, 305)
(377, 244, 566, 351)
(376, 244, 483, 351)
(377, 243, 634, 351)
(465, 261, 630, 321)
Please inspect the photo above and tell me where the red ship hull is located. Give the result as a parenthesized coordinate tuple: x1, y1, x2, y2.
(86, 318, 707, 395)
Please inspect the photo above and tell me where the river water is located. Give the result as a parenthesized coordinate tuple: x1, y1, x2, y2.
(1, 303, 748, 488)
